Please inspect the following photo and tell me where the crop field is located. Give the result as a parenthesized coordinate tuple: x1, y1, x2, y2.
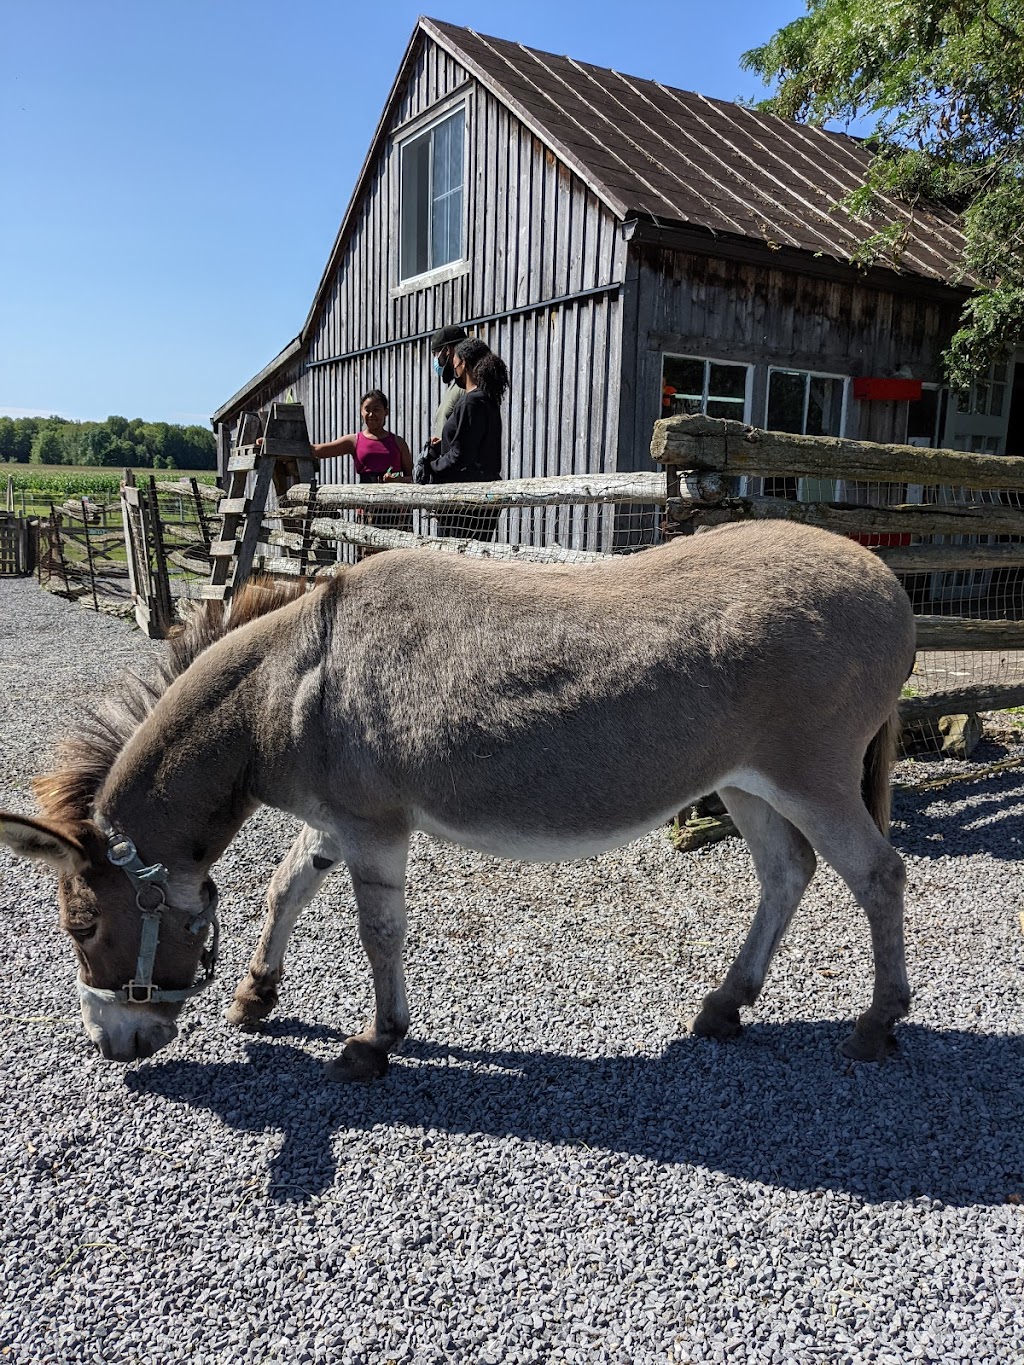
(1, 463, 217, 518)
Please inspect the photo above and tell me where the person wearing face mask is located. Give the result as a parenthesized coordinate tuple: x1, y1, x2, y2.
(414, 324, 469, 485)
(430, 324, 469, 440)
(422, 336, 509, 541)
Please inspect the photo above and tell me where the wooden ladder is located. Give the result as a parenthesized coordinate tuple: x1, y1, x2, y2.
(203, 402, 315, 603)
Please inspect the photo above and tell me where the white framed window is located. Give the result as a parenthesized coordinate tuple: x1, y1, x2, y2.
(766, 367, 847, 438)
(956, 359, 1009, 420)
(661, 355, 751, 421)
(762, 368, 847, 499)
(399, 106, 465, 282)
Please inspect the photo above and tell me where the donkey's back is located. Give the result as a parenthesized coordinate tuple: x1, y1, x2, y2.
(289, 520, 915, 859)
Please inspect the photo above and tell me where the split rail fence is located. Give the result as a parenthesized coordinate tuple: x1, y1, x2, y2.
(653, 414, 1024, 725)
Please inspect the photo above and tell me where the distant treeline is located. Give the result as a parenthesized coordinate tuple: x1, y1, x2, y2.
(0, 414, 216, 469)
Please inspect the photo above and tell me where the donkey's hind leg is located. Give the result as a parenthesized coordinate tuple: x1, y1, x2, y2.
(226, 823, 341, 1029)
(779, 790, 909, 1062)
(691, 786, 817, 1042)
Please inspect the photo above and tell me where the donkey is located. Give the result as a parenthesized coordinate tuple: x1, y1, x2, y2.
(0, 521, 916, 1080)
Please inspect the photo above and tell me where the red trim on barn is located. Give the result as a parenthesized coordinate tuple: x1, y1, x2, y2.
(853, 378, 924, 401)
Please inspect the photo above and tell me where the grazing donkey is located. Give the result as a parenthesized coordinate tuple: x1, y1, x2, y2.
(0, 521, 916, 1080)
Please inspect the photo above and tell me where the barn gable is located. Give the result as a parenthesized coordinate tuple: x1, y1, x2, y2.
(213, 20, 1015, 483)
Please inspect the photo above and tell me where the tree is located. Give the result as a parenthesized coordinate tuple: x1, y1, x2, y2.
(30, 425, 66, 465)
(742, 0, 1024, 389)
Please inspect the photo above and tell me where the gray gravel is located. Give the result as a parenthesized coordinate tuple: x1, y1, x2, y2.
(1, 576, 1022, 1365)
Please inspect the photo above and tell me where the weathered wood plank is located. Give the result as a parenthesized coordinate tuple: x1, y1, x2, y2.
(667, 494, 1024, 539)
(155, 479, 221, 504)
(308, 517, 606, 562)
(653, 414, 1024, 491)
(875, 543, 1024, 572)
(914, 617, 1024, 651)
(900, 682, 1024, 719)
(286, 472, 668, 511)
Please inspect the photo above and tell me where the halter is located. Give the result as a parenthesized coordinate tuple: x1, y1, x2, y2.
(77, 815, 220, 1007)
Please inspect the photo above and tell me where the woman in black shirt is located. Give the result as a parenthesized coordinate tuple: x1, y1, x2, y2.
(426, 338, 509, 540)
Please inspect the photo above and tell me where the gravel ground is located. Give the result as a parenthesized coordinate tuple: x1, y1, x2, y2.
(1, 578, 1022, 1365)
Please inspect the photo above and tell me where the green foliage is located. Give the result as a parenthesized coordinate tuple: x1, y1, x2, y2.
(30, 425, 66, 464)
(743, 0, 1024, 388)
(0, 414, 216, 469)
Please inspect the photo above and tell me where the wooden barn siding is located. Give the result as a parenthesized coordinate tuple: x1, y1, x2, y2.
(625, 247, 963, 458)
(310, 290, 622, 549)
(306, 38, 626, 496)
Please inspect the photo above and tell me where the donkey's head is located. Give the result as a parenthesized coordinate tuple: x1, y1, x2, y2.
(0, 811, 219, 1061)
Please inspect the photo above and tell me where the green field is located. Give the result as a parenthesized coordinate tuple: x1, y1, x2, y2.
(1, 463, 217, 518)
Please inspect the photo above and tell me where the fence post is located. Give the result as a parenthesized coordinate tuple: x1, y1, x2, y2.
(80, 498, 99, 612)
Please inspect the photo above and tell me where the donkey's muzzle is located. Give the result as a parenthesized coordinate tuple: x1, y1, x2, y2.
(80, 992, 179, 1062)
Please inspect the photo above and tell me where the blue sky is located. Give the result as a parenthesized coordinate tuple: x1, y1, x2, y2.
(1, 0, 805, 426)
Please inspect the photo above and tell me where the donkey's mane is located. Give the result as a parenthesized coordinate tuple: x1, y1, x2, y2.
(34, 578, 308, 824)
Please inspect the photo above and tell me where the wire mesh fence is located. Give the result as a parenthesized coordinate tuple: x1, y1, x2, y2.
(267, 475, 667, 575)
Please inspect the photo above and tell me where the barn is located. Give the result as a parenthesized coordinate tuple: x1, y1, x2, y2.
(210, 17, 1024, 486)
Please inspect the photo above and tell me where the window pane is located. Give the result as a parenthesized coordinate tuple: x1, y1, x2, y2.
(400, 132, 430, 279)
(448, 108, 464, 191)
(663, 357, 704, 399)
(432, 117, 451, 196)
(708, 363, 746, 402)
(907, 389, 939, 443)
(807, 376, 843, 436)
(767, 371, 806, 433)
(429, 110, 464, 269)
(706, 398, 745, 418)
(990, 383, 1005, 417)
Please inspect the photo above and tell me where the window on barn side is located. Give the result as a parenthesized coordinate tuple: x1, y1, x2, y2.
(399, 107, 465, 282)
(661, 356, 750, 421)
(764, 368, 848, 499)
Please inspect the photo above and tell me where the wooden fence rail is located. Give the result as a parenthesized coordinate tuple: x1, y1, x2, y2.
(654, 413, 1024, 491)
(654, 414, 1024, 720)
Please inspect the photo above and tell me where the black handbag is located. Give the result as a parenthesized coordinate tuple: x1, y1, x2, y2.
(413, 442, 434, 485)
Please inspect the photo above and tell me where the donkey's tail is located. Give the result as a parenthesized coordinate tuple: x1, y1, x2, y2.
(862, 711, 900, 837)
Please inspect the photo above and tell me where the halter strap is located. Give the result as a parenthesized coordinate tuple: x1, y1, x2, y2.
(80, 814, 219, 1007)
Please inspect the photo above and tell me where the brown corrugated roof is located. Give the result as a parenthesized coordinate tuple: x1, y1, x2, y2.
(424, 18, 966, 287)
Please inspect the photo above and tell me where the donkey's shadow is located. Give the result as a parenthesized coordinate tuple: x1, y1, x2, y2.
(126, 1020, 1024, 1207)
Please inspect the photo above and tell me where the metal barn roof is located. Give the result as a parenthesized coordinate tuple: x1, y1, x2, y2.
(424, 19, 966, 287)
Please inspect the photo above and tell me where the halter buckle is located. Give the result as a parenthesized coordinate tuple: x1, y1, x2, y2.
(124, 980, 156, 1004)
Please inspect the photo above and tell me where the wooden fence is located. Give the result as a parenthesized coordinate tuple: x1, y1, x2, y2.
(653, 414, 1024, 721)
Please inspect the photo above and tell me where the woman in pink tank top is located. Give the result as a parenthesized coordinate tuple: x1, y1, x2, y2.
(312, 390, 413, 483)
(311, 390, 414, 547)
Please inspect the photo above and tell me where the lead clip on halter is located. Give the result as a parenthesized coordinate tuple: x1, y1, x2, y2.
(104, 829, 170, 903)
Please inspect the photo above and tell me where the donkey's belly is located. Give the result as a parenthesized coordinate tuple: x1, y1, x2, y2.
(414, 802, 689, 862)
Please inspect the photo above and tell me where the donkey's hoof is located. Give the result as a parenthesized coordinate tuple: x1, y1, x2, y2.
(838, 1025, 897, 1063)
(225, 974, 279, 1030)
(225, 1002, 266, 1032)
(689, 1006, 743, 1042)
(326, 1038, 390, 1083)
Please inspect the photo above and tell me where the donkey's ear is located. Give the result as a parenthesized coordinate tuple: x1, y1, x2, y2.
(0, 812, 89, 876)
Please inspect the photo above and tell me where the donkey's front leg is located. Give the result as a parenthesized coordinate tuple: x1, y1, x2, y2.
(326, 833, 411, 1083)
(226, 824, 340, 1029)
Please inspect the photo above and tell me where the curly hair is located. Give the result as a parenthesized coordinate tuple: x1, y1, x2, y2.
(454, 339, 510, 405)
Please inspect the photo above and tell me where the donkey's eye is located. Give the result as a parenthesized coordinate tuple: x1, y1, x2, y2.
(67, 923, 98, 944)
